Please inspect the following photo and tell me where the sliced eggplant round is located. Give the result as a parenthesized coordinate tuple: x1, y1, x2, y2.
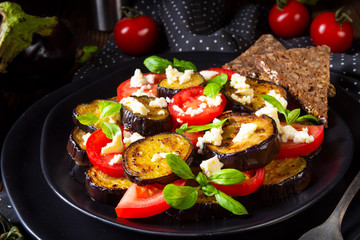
(157, 72, 205, 98)
(85, 166, 132, 206)
(222, 77, 287, 113)
(120, 96, 172, 136)
(72, 99, 121, 133)
(66, 127, 91, 166)
(122, 132, 194, 186)
(257, 157, 311, 200)
(202, 112, 280, 171)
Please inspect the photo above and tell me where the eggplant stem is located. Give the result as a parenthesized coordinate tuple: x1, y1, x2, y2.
(0, 2, 58, 73)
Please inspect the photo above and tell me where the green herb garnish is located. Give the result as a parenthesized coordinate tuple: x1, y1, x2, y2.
(163, 154, 248, 215)
(76, 101, 122, 139)
(203, 73, 228, 98)
(76, 45, 98, 64)
(259, 94, 318, 125)
(144, 56, 197, 73)
(176, 118, 227, 134)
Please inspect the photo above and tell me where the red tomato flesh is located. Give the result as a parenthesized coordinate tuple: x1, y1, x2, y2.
(211, 168, 265, 196)
(116, 73, 165, 101)
(115, 179, 186, 218)
(86, 129, 125, 178)
(277, 124, 324, 159)
(168, 86, 226, 127)
(203, 67, 237, 79)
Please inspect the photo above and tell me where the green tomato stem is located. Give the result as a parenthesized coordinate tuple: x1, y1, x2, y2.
(335, 6, 353, 27)
(122, 6, 140, 19)
(0, 2, 58, 73)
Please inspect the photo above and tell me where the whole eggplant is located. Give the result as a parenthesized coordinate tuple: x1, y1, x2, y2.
(0, 2, 76, 89)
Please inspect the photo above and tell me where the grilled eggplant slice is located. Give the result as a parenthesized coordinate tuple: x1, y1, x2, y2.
(66, 127, 91, 166)
(257, 157, 311, 200)
(85, 166, 132, 206)
(157, 72, 205, 98)
(222, 77, 287, 113)
(122, 132, 194, 185)
(72, 99, 121, 133)
(202, 112, 280, 171)
(121, 96, 172, 136)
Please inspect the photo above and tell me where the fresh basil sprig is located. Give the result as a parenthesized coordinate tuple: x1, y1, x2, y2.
(163, 154, 248, 215)
(203, 73, 228, 98)
(76, 101, 122, 139)
(259, 94, 318, 125)
(144, 56, 197, 73)
(176, 118, 227, 134)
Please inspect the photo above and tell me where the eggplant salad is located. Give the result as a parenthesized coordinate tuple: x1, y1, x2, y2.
(67, 53, 328, 220)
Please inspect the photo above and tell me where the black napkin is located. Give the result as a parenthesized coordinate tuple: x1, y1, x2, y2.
(73, 0, 360, 102)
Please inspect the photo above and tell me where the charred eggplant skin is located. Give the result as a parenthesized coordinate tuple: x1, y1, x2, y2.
(121, 96, 172, 136)
(66, 127, 91, 166)
(257, 157, 311, 200)
(202, 112, 280, 171)
(122, 132, 194, 186)
(157, 72, 206, 98)
(222, 78, 287, 113)
(85, 166, 132, 206)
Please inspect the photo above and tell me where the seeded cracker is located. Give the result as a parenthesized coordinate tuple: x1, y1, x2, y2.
(223, 34, 286, 78)
(254, 45, 332, 127)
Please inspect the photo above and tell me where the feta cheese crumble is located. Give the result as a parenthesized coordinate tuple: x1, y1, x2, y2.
(123, 131, 145, 147)
(229, 73, 254, 103)
(130, 69, 155, 87)
(233, 123, 258, 143)
(199, 70, 219, 81)
(101, 130, 124, 155)
(200, 156, 224, 177)
(120, 97, 150, 116)
(149, 97, 168, 108)
(109, 154, 122, 166)
(165, 65, 194, 84)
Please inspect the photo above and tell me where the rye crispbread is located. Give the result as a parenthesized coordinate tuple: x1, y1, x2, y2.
(254, 45, 332, 126)
(223, 34, 286, 78)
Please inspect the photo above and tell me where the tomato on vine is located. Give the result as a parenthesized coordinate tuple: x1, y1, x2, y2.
(268, 0, 310, 38)
(113, 7, 159, 56)
(310, 7, 353, 53)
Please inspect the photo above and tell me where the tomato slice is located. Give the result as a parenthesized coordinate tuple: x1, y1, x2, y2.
(184, 131, 204, 149)
(277, 124, 324, 159)
(211, 168, 265, 196)
(168, 86, 226, 127)
(116, 73, 165, 101)
(204, 67, 237, 79)
(115, 179, 187, 218)
(86, 129, 125, 177)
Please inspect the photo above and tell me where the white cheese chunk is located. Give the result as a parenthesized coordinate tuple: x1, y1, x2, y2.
(165, 65, 181, 84)
(82, 132, 92, 146)
(151, 152, 177, 162)
(201, 126, 223, 146)
(101, 131, 124, 155)
(198, 94, 223, 107)
(123, 131, 145, 147)
(200, 156, 224, 177)
(231, 93, 252, 105)
(233, 123, 258, 143)
(130, 69, 155, 87)
(267, 90, 288, 109)
(280, 125, 314, 143)
(199, 70, 219, 81)
(120, 97, 150, 116)
(108, 154, 122, 166)
(149, 97, 168, 108)
(179, 69, 194, 84)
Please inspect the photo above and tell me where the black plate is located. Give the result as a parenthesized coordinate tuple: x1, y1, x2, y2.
(40, 53, 353, 236)
(2, 52, 359, 239)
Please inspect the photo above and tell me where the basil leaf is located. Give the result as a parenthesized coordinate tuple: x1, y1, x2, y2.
(203, 82, 221, 98)
(144, 56, 172, 73)
(76, 114, 99, 125)
(296, 114, 319, 123)
(196, 172, 209, 187)
(259, 94, 286, 115)
(287, 108, 301, 125)
(163, 185, 199, 210)
(209, 169, 245, 185)
(201, 184, 218, 196)
(176, 118, 227, 133)
(207, 73, 227, 87)
(173, 58, 197, 72)
(166, 154, 195, 179)
(101, 122, 121, 139)
(215, 191, 248, 215)
(99, 101, 121, 120)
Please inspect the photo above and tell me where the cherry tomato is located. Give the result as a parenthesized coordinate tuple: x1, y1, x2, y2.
(276, 124, 324, 159)
(268, 0, 310, 38)
(113, 15, 158, 56)
(115, 179, 187, 218)
(168, 86, 227, 127)
(310, 10, 353, 53)
(116, 73, 165, 101)
(86, 129, 125, 178)
(211, 168, 265, 196)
